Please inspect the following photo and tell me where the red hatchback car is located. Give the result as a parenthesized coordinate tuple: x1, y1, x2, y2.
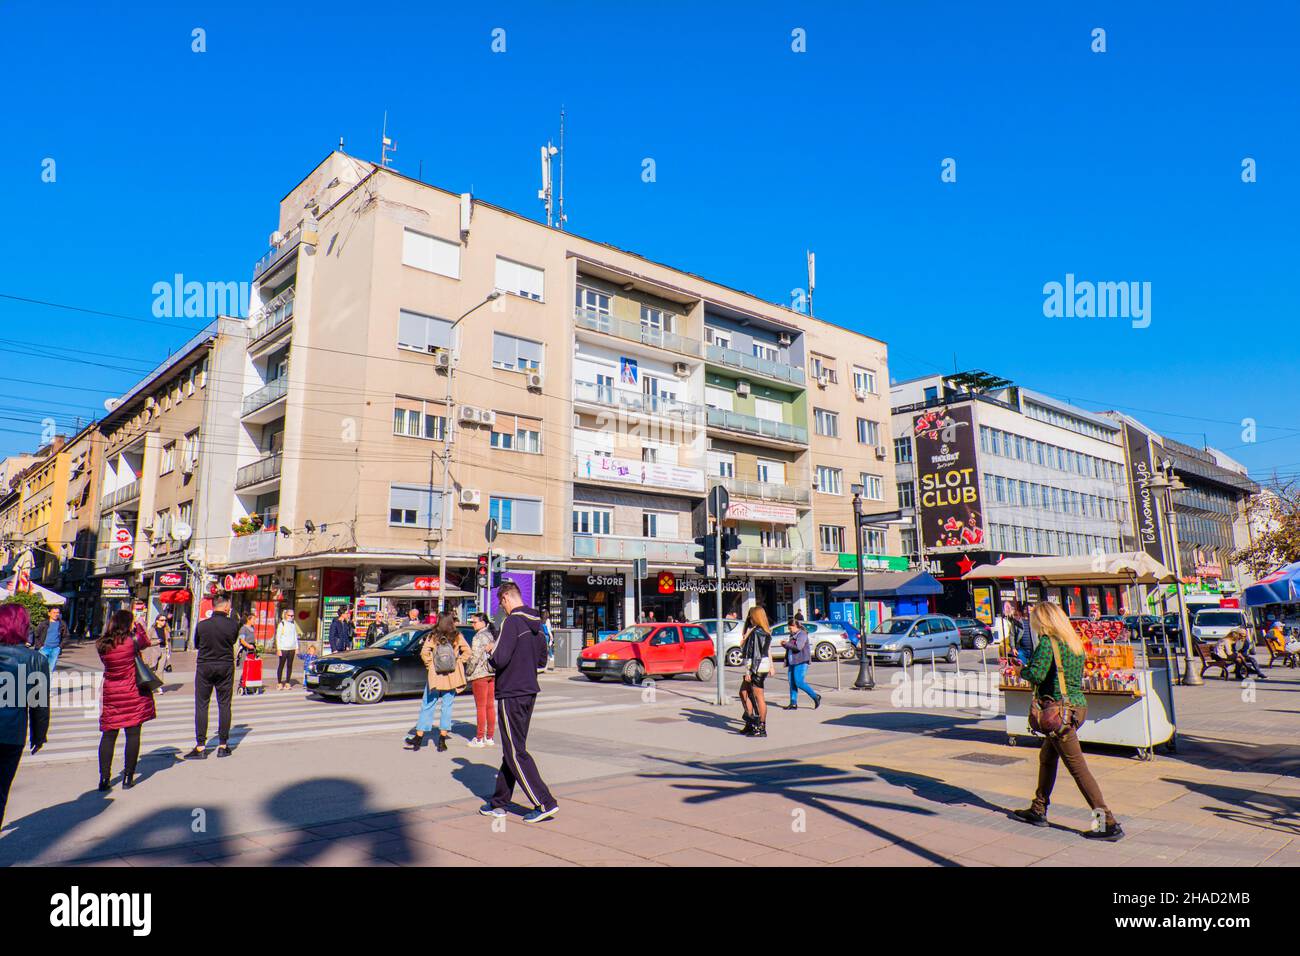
(578, 623, 717, 684)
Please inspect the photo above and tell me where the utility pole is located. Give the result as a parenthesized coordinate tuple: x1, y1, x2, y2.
(1149, 465, 1196, 684)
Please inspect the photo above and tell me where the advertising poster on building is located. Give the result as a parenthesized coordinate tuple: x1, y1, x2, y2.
(1123, 423, 1166, 563)
(489, 570, 535, 618)
(913, 405, 984, 550)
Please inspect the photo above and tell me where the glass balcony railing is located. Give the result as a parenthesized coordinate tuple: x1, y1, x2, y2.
(706, 407, 808, 444)
(236, 453, 283, 490)
(574, 309, 701, 357)
(572, 535, 698, 563)
(730, 546, 814, 568)
(242, 377, 289, 416)
(573, 380, 704, 421)
(253, 226, 302, 281)
(248, 290, 295, 343)
(710, 475, 811, 506)
(101, 481, 141, 512)
(704, 342, 806, 386)
(572, 455, 706, 494)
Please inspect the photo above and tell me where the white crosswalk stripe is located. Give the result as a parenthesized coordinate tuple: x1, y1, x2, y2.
(30, 689, 640, 764)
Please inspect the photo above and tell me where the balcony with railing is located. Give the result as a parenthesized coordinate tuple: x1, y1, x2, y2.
(704, 342, 806, 387)
(710, 475, 811, 506)
(248, 290, 295, 345)
(242, 377, 289, 417)
(706, 407, 808, 445)
(573, 380, 704, 423)
(100, 480, 141, 512)
(572, 535, 698, 564)
(236, 453, 283, 491)
(730, 546, 814, 568)
(574, 308, 701, 357)
(253, 225, 302, 282)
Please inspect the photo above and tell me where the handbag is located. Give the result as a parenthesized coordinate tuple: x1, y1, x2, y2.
(134, 651, 164, 694)
(1027, 636, 1079, 737)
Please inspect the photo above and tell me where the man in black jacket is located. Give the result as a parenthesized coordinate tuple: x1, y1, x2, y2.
(184, 596, 241, 759)
(479, 582, 557, 823)
(328, 607, 354, 653)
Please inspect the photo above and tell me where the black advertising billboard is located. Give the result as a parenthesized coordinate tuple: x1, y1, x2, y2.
(914, 405, 985, 550)
(1123, 423, 1166, 563)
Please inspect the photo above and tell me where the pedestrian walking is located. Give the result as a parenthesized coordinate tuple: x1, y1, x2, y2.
(1012, 600, 1123, 841)
(405, 612, 470, 753)
(781, 617, 821, 710)
(150, 613, 173, 673)
(275, 609, 301, 690)
(738, 606, 773, 737)
(0, 604, 50, 829)
(998, 599, 1034, 664)
(465, 612, 497, 747)
(32, 606, 67, 672)
(329, 607, 355, 654)
(479, 581, 558, 823)
(541, 611, 555, 672)
(96, 609, 157, 791)
(184, 595, 241, 760)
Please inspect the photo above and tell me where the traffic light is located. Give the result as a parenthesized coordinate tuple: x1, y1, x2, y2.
(719, 530, 741, 573)
(476, 554, 490, 591)
(692, 533, 716, 576)
(491, 555, 508, 588)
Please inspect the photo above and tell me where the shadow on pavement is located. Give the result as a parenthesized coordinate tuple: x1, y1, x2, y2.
(266, 778, 415, 865)
(450, 756, 499, 802)
(1161, 775, 1300, 836)
(1161, 733, 1300, 776)
(0, 787, 115, 866)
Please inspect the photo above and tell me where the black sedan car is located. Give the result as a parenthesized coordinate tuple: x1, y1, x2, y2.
(304, 625, 475, 704)
(952, 617, 994, 649)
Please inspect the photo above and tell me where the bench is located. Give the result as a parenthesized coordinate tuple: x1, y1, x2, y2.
(1266, 642, 1299, 668)
(1195, 642, 1231, 680)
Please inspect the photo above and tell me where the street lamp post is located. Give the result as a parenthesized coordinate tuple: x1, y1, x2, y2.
(435, 291, 502, 614)
(851, 486, 875, 690)
(1148, 466, 1198, 685)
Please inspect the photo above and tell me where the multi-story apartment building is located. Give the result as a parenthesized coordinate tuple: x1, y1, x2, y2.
(892, 372, 1133, 617)
(55, 422, 105, 633)
(95, 319, 244, 636)
(216, 151, 899, 642)
(18, 436, 71, 588)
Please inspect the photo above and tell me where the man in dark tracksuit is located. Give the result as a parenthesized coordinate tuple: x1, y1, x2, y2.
(184, 596, 241, 759)
(480, 581, 558, 823)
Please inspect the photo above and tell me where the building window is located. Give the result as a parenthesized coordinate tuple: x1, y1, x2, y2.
(643, 510, 679, 539)
(813, 408, 839, 437)
(860, 473, 884, 501)
(704, 326, 732, 350)
(177, 500, 193, 528)
(576, 285, 610, 315)
(815, 465, 843, 495)
(897, 481, 915, 509)
(863, 528, 887, 553)
(572, 506, 612, 536)
(819, 525, 845, 553)
(494, 257, 544, 300)
(752, 341, 779, 363)
(388, 483, 447, 528)
(857, 418, 881, 445)
(852, 366, 877, 395)
(393, 398, 446, 441)
(397, 309, 453, 354)
(490, 414, 542, 453)
(492, 332, 544, 372)
(402, 228, 460, 279)
(894, 436, 913, 463)
(640, 306, 673, 333)
(489, 496, 543, 535)
(810, 355, 837, 383)
(160, 442, 175, 475)
(709, 451, 736, 478)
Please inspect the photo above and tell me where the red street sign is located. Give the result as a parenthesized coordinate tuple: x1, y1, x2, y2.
(114, 528, 132, 544)
(117, 544, 134, 561)
(223, 572, 259, 592)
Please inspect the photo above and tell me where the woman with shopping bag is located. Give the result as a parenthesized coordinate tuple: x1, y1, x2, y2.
(96, 609, 159, 792)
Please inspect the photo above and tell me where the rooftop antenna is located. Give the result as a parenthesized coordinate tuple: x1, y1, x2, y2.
(806, 250, 815, 316)
(380, 111, 396, 169)
(557, 107, 567, 230)
(339, 135, 345, 152)
(538, 137, 558, 228)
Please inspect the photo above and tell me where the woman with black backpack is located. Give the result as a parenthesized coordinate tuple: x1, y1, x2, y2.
(405, 612, 470, 752)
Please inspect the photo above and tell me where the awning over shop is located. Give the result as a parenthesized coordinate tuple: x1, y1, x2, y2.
(0, 577, 68, 605)
(961, 552, 1177, 586)
(1243, 562, 1300, 607)
(829, 570, 943, 600)
(367, 586, 477, 600)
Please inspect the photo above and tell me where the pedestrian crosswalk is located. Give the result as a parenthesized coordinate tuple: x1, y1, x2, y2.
(29, 686, 642, 765)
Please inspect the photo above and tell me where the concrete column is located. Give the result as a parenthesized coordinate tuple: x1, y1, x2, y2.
(684, 589, 700, 620)
(742, 578, 757, 618)
(624, 573, 636, 625)
(793, 578, 808, 618)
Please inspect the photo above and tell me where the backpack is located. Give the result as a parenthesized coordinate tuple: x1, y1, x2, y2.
(433, 640, 457, 675)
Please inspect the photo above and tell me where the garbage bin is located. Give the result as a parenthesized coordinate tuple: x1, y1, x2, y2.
(552, 628, 583, 669)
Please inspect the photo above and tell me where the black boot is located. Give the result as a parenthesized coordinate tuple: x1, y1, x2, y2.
(122, 771, 136, 790)
(97, 777, 111, 792)
(754, 721, 767, 738)
(740, 713, 757, 735)
(1013, 807, 1048, 827)
(435, 734, 448, 752)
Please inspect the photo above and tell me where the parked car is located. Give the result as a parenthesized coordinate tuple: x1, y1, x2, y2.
(1190, 608, 1249, 646)
(1122, 615, 1165, 639)
(952, 616, 994, 649)
(577, 623, 716, 684)
(694, 618, 744, 666)
(305, 625, 475, 704)
(770, 621, 856, 662)
(860, 615, 962, 667)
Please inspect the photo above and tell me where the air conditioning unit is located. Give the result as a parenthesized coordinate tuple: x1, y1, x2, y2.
(270, 230, 285, 247)
(458, 406, 482, 425)
(736, 380, 751, 397)
(778, 332, 792, 346)
(434, 349, 454, 370)
(854, 387, 868, 400)
(673, 361, 689, 377)
(478, 409, 497, 428)
(875, 445, 888, 460)
(816, 372, 829, 389)
(459, 488, 481, 507)
(526, 371, 544, 392)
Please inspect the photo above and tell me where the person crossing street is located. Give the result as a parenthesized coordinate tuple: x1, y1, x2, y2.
(184, 595, 241, 760)
(479, 581, 558, 823)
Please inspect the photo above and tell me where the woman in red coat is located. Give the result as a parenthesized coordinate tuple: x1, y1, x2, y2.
(97, 609, 156, 791)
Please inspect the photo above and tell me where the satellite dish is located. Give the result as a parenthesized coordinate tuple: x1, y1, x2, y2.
(170, 521, 193, 543)
(103, 398, 121, 412)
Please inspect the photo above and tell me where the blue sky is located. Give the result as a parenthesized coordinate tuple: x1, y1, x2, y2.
(1, 0, 1296, 478)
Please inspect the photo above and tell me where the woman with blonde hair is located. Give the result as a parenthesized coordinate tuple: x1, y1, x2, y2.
(1012, 600, 1122, 840)
(738, 606, 773, 737)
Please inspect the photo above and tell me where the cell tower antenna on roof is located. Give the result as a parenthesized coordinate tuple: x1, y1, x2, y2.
(380, 111, 397, 169)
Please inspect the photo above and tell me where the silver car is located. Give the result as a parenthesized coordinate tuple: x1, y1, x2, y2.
(860, 614, 962, 667)
(770, 621, 856, 663)
(694, 619, 745, 667)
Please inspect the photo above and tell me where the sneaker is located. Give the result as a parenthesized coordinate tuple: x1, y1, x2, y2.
(1083, 820, 1125, 842)
(216, 746, 233, 758)
(813, 695, 822, 710)
(523, 805, 559, 824)
(468, 738, 485, 748)
(182, 747, 207, 760)
(484, 738, 496, 747)
(1012, 807, 1048, 827)
(478, 804, 507, 818)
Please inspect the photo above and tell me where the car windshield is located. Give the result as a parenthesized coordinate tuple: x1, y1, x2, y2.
(873, 619, 914, 635)
(371, 629, 426, 650)
(1195, 611, 1243, 627)
(609, 626, 656, 642)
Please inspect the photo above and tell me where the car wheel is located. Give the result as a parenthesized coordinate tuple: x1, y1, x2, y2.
(725, 647, 744, 667)
(353, 671, 386, 704)
(621, 660, 645, 685)
(900, 647, 914, 668)
(584, 674, 603, 682)
(973, 634, 989, 650)
(945, 644, 958, 664)
(696, 657, 716, 682)
(814, 642, 836, 662)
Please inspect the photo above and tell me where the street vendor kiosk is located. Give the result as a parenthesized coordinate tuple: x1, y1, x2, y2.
(963, 553, 1178, 760)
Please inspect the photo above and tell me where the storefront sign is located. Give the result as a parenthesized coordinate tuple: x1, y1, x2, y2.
(102, 578, 130, 599)
(675, 576, 747, 593)
(837, 553, 909, 571)
(576, 453, 705, 493)
(1123, 424, 1166, 564)
(585, 573, 625, 588)
(657, 571, 676, 594)
(725, 500, 798, 525)
(413, 576, 451, 591)
(152, 570, 188, 589)
(913, 405, 984, 550)
(223, 572, 259, 591)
